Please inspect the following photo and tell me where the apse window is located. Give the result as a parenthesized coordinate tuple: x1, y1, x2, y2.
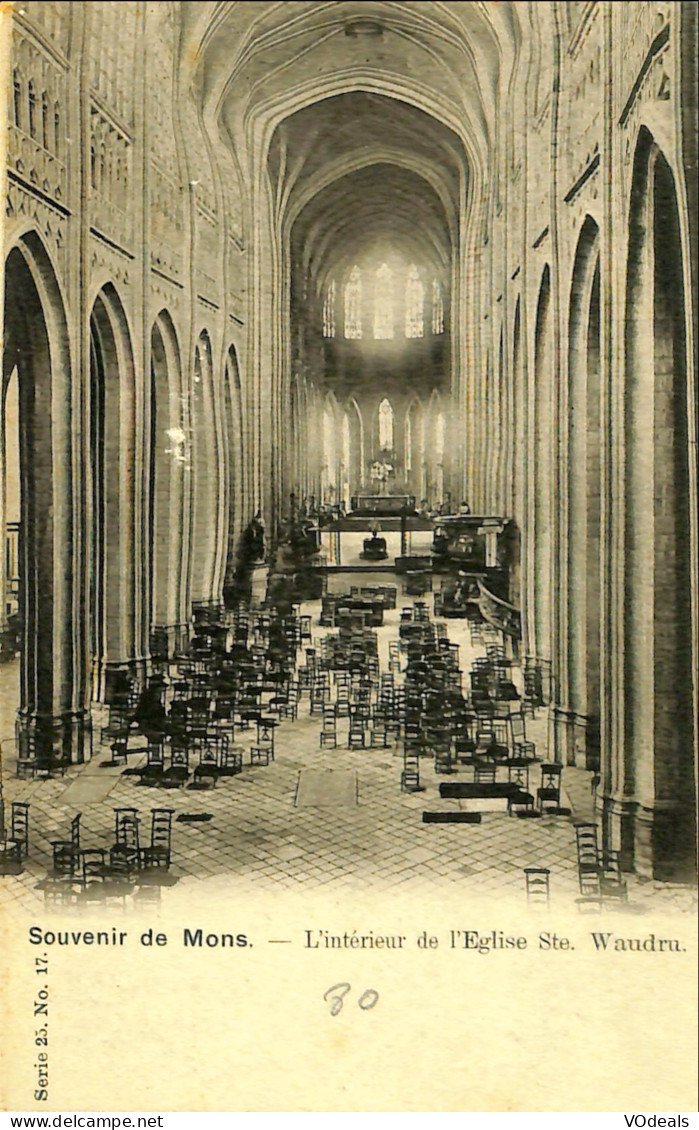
(378, 397, 394, 450)
(323, 279, 336, 338)
(344, 266, 363, 339)
(405, 265, 424, 338)
(432, 278, 444, 335)
(373, 263, 394, 340)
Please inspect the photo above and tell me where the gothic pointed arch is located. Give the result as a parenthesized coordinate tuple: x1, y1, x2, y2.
(566, 217, 601, 769)
(321, 391, 341, 505)
(404, 396, 425, 500)
(149, 310, 186, 655)
(3, 230, 84, 759)
(223, 344, 245, 603)
(89, 283, 137, 692)
(190, 330, 219, 603)
(620, 127, 695, 880)
(532, 263, 553, 659)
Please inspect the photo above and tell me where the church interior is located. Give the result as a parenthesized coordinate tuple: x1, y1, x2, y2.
(0, 0, 697, 910)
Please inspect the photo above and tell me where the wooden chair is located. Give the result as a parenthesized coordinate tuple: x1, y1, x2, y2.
(320, 705, 338, 749)
(100, 705, 133, 744)
(278, 682, 299, 721)
(433, 741, 455, 774)
(575, 823, 602, 894)
(335, 681, 351, 718)
(537, 764, 563, 814)
(250, 719, 275, 765)
(309, 677, 330, 716)
(136, 743, 167, 787)
(190, 741, 221, 789)
(347, 712, 366, 750)
(140, 809, 175, 869)
(512, 739, 538, 763)
(506, 763, 536, 816)
(0, 800, 30, 868)
(599, 849, 628, 904)
(369, 707, 390, 749)
(77, 849, 108, 903)
(250, 741, 273, 766)
(50, 812, 81, 875)
(109, 808, 141, 873)
(217, 743, 244, 777)
(160, 744, 190, 788)
(524, 867, 550, 905)
(474, 760, 497, 785)
(401, 744, 421, 792)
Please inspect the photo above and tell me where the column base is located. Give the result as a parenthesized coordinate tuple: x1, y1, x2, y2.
(16, 708, 93, 765)
(553, 707, 600, 770)
(601, 793, 697, 881)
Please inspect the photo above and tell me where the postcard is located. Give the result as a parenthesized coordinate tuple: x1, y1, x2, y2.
(0, 0, 697, 1115)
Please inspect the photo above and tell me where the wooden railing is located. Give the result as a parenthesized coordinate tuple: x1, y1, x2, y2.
(477, 578, 521, 639)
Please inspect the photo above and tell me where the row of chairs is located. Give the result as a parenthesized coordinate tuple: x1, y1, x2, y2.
(41, 808, 175, 903)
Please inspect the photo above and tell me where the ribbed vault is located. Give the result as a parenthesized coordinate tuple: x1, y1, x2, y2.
(177, 0, 530, 468)
(289, 159, 453, 299)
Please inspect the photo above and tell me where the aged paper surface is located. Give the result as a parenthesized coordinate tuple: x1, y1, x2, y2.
(1, 890, 698, 1112)
(0, 0, 697, 1114)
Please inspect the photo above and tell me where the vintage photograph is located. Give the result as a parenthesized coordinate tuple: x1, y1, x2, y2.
(0, 0, 697, 1114)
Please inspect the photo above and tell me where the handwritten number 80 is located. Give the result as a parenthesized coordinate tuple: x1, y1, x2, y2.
(324, 983, 379, 1016)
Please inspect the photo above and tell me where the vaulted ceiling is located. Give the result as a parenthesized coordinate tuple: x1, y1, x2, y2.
(181, 2, 525, 199)
(178, 0, 528, 377)
(278, 91, 460, 295)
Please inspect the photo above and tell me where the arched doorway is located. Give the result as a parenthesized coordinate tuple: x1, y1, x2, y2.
(340, 412, 351, 507)
(404, 397, 424, 502)
(222, 345, 244, 604)
(3, 234, 82, 759)
(190, 332, 219, 604)
(533, 265, 553, 659)
(567, 218, 601, 768)
(1, 367, 20, 636)
(320, 395, 340, 506)
(89, 286, 136, 695)
(149, 312, 185, 656)
(346, 398, 364, 500)
(510, 299, 524, 610)
(620, 128, 695, 879)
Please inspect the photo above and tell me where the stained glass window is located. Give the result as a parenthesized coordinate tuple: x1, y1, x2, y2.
(323, 280, 336, 338)
(432, 278, 444, 335)
(344, 266, 362, 339)
(405, 265, 424, 338)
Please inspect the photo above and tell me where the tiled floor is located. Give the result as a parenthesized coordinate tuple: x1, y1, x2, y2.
(0, 571, 696, 917)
